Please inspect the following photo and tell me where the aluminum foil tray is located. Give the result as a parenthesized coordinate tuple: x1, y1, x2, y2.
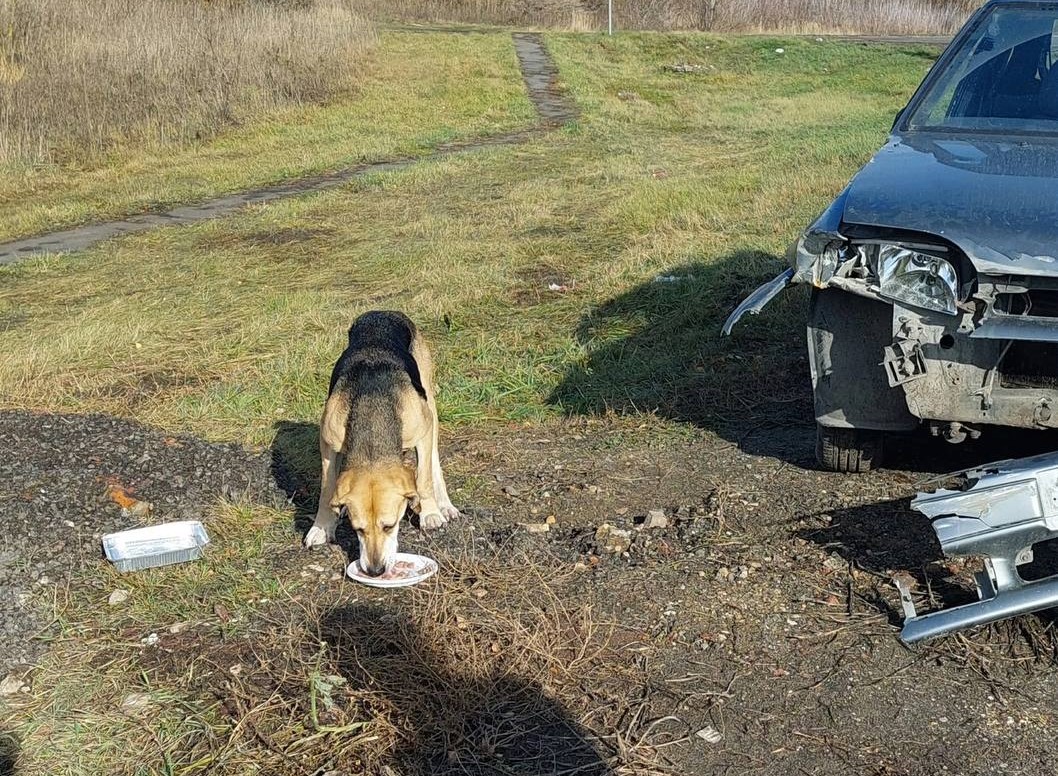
(102, 520, 210, 572)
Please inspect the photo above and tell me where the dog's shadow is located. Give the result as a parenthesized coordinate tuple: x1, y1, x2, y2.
(0, 730, 18, 776)
(271, 420, 361, 561)
(317, 603, 613, 776)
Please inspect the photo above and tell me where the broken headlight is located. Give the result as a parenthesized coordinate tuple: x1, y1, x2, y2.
(877, 245, 958, 316)
(790, 231, 843, 286)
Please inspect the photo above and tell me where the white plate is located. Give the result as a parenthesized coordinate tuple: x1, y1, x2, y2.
(346, 552, 438, 588)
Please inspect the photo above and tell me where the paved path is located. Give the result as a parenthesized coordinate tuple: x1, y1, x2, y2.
(0, 34, 575, 265)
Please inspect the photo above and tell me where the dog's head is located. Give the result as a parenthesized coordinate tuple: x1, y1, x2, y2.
(332, 460, 417, 576)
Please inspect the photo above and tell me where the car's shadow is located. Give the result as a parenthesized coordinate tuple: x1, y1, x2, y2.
(316, 603, 613, 775)
(548, 251, 1058, 473)
(548, 252, 817, 466)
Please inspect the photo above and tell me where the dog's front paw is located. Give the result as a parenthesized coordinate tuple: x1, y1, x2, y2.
(440, 504, 461, 521)
(304, 525, 332, 548)
(420, 512, 448, 531)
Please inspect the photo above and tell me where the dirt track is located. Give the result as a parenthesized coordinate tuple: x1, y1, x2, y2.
(0, 33, 574, 266)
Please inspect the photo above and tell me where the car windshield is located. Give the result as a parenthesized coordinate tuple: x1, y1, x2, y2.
(907, 4, 1058, 134)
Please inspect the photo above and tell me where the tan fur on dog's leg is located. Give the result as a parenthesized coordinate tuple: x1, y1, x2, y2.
(306, 396, 346, 548)
(414, 433, 446, 530)
(430, 404, 459, 521)
(408, 331, 452, 529)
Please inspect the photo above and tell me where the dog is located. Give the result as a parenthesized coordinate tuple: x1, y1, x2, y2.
(304, 311, 459, 575)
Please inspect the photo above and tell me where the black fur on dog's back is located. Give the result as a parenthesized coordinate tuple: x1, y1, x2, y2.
(328, 311, 427, 468)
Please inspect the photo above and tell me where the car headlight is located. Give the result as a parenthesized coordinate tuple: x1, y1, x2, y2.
(791, 231, 843, 286)
(877, 245, 958, 316)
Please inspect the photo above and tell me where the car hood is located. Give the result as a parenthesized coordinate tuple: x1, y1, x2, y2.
(842, 132, 1058, 277)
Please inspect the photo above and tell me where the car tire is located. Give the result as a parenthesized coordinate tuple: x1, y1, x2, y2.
(816, 425, 884, 473)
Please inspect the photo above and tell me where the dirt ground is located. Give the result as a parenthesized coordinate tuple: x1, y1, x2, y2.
(7, 405, 1058, 774)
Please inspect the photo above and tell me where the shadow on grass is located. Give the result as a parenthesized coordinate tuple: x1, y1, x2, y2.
(270, 420, 361, 562)
(318, 603, 613, 776)
(550, 252, 1058, 472)
(0, 731, 18, 776)
(549, 251, 816, 465)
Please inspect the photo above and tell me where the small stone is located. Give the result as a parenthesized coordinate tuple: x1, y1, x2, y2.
(595, 523, 632, 554)
(121, 693, 151, 714)
(545, 515, 556, 525)
(0, 674, 24, 695)
(696, 725, 723, 744)
(108, 589, 130, 606)
(822, 555, 846, 573)
(735, 565, 750, 580)
(121, 500, 152, 518)
(641, 510, 668, 530)
(502, 485, 520, 497)
(715, 567, 730, 581)
(775, 47, 785, 54)
(521, 522, 550, 534)
(585, 485, 601, 494)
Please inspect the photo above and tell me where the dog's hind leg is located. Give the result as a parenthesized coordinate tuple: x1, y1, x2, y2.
(408, 331, 456, 529)
(413, 433, 446, 531)
(306, 397, 345, 548)
(429, 406, 459, 522)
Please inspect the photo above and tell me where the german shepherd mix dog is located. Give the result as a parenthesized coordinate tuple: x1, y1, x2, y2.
(304, 311, 459, 575)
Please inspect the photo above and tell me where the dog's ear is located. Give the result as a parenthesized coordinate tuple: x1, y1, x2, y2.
(400, 448, 418, 471)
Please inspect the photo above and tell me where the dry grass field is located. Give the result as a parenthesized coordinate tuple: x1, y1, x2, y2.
(0, 0, 374, 167)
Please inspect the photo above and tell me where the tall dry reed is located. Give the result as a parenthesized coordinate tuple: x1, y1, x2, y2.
(361, 0, 982, 34)
(0, 0, 374, 166)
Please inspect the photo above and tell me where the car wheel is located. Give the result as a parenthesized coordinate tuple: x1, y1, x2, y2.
(816, 424, 884, 473)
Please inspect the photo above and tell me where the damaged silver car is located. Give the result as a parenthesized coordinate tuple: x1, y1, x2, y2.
(724, 0, 1058, 473)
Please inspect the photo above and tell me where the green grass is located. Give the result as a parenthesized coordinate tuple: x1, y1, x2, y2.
(0, 30, 536, 243)
(0, 33, 939, 773)
(0, 33, 936, 444)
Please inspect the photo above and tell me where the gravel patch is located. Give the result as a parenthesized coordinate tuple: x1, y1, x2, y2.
(0, 410, 287, 674)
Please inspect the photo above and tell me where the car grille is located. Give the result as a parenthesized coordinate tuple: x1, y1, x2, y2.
(997, 291, 1058, 319)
